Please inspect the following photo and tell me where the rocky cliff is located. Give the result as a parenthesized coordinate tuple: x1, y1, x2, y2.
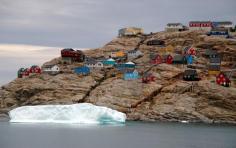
(1, 30, 236, 124)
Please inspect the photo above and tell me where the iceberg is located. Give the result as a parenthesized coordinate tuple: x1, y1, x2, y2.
(9, 103, 126, 124)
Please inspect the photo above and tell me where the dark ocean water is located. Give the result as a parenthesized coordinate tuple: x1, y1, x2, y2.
(0, 121, 235, 148)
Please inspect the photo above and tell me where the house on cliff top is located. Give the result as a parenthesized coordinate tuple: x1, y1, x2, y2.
(61, 48, 85, 64)
(118, 27, 144, 37)
(165, 23, 187, 32)
(189, 21, 212, 31)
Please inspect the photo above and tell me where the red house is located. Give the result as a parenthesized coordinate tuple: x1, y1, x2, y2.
(22, 68, 30, 77)
(61, 48, 85, 62)
(29, 65, 41, 74)
(184, 47, 197, 56)
(216, 72, 231, 87)
(150, 54, 162, 64)
(142, 73, 155, 83)
(189, 21, 212, 31)
(163, 54, 173, 64)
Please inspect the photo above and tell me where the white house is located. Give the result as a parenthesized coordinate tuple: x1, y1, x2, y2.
(42, 65, 60, 75)
(165, 23, 185, 32)
(84, 59, 104, 68)
(213, 21, 234, 30)
(127, 49, 143, 59)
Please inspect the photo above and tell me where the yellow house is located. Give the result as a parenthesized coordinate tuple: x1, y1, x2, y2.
(208, 70, 220, 75)
(118, 27, 144, 37)
(116, 51, 125, 57)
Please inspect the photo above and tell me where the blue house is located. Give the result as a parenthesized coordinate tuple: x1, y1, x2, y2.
(186, 55, 193, 65)
(74, 66, 90, 75)
(115, 62, 135, 70)
(123, 70, 139, 80)
(207, 28, 229, 38)
(103, 58, 116, 67)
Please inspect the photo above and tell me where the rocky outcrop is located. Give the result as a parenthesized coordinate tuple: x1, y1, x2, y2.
(0, 30, 236, 123)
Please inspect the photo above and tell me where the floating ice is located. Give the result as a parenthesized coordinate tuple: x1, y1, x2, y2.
(9, 103, 126, 124)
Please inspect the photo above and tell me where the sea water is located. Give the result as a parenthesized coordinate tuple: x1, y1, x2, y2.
(0, 121, 235, 148)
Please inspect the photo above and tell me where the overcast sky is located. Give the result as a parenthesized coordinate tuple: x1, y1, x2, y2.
(0, 0, 236, 48)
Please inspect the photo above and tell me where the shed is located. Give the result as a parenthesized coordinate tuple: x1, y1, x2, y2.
(183, 69, 199, 81)
(74, 66, 90, 75)
(123, 70, 139, 80)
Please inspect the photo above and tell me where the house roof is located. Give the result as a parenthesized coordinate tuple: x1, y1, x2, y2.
(128, 49, 137, 53)
(184, 69, 197, 75)
(120, 27, 143, 31)
(167, 23, 183, 26)
(189, 21, 212, 24)
(18, 68, 25, 72)
(209, 57, 221, 63)
(126, 61, 135, 65)
(107, 58, 115, 61)
(62, 48, 74, 51)
(213, 21, 233, 25)
(43, 64, 57, 68)
(31, 65, 40, 68)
